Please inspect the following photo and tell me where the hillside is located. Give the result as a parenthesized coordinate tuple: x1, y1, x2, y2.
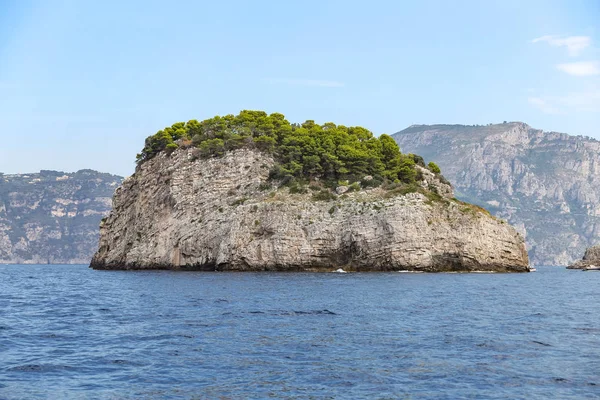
(393, 122, 600, 266)
(0, 170, 123, 264)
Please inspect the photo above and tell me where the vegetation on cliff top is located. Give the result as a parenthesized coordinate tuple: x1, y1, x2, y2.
(136, 110, 442, 187)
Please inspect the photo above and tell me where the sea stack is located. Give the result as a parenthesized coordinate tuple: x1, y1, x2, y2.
(90, 111, 529, 272)
(567, 245, 600, 269)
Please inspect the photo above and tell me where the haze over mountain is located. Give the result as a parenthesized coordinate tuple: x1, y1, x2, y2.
(393, 122, 600, 266)
(0, 170, 122, 264)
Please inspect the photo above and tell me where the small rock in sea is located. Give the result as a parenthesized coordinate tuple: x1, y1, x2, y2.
(567, 245, 600, 269)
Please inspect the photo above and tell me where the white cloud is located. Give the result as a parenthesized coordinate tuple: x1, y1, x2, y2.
(528, 91, 600, 114)
(264, 78, 345, 88)
(556, 61, 600, 76)
(528, 97, 563, 114)
(532, 35, 591, 56)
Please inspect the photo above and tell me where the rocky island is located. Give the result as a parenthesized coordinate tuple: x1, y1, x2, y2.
(567, 245, 600, 270)
(90, 111, 529, 272)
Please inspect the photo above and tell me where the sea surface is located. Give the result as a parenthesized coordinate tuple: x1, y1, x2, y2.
(0, 265, 598, 399)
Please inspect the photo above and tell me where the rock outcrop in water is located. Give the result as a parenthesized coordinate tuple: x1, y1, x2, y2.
(90, 147, 529, 272)
(393, 122, 600, 266)
(0, 170, 123, 264)
(567, 245, 600, 269)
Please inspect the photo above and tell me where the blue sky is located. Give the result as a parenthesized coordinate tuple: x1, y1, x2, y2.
(1, 0, 599, 177)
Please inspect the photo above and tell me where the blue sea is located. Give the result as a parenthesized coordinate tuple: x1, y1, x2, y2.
(0, 265, 598, 399)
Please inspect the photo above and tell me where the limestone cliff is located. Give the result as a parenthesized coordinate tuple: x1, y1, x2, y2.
(393, 122, 600, 266)
(0, 170, 122, 264)
(90, 148, 529, 272)
(567, 245, 600, 269)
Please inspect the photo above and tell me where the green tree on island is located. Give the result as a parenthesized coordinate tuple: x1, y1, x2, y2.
(136, 110, 443, 189)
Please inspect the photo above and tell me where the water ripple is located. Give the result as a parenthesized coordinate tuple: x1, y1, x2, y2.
(0, 265, 599, 399)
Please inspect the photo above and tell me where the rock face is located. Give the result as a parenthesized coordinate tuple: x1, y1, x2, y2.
(393, 122, 600, 266)
(0, 170, 123, 264)
(567, 245, 600, 269)
(90, 148, 529, 272)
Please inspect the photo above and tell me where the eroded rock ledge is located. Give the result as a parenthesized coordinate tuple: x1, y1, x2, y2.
(90, 148, 529, 272)
(567, 245, 600, 269)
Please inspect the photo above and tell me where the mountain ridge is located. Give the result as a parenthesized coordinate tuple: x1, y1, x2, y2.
(0, 169, 123, 264)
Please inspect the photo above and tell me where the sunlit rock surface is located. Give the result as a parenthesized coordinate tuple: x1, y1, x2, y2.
(91, 148, 528, 272)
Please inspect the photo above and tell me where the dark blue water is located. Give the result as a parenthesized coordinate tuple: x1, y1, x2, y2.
(0, 266, 599, 399)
